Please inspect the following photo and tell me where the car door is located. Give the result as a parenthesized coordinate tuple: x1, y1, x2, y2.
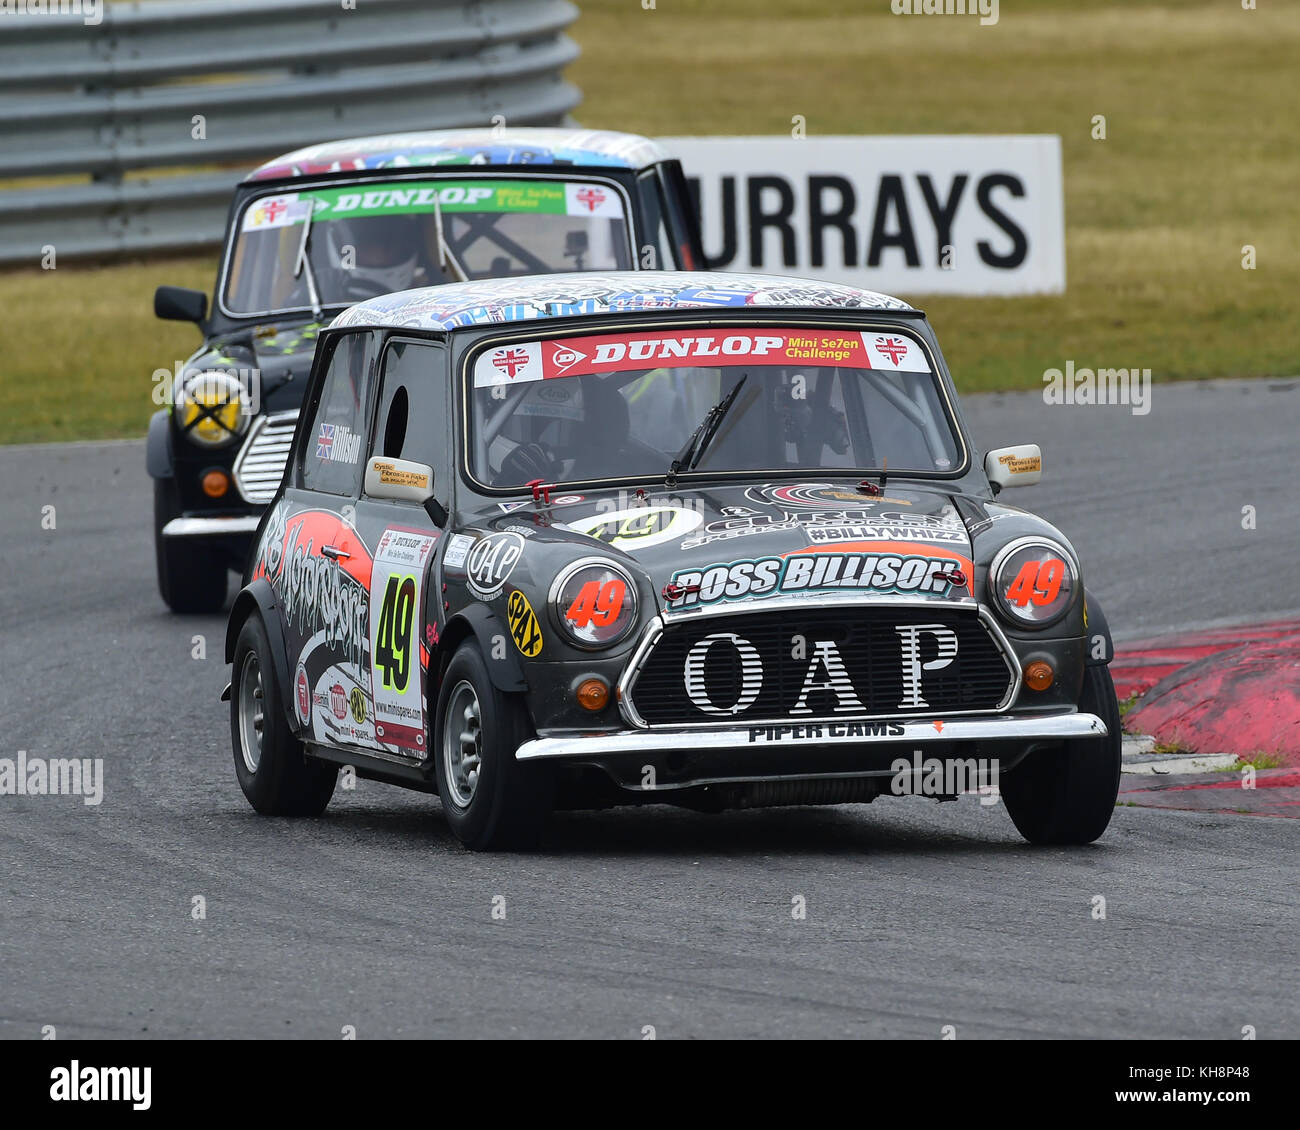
(251, 329, 378, 749)
(350, 335, 452, 762)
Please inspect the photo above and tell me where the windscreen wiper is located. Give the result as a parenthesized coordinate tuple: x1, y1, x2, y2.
(432, 193, 470, 283)
(667, 374, 748, 487)
(292, 204, 323, 320)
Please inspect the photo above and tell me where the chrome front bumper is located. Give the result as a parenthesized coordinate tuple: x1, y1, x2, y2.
(161, 516, 262, 537)
(516, 710, 1107, 762)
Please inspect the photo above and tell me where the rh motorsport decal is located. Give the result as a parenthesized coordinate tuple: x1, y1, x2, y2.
(254, 505, 371, 667)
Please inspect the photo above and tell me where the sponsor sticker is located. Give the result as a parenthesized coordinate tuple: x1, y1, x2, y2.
(681, 508, 967, 549)
(443, 533, 475, 569)
(464, 532, 525, 598)
(506, 590, 544, 657)
(471, 328, 932, 388)
(680, 624, 962, 719)
(751, 483, 916, 509)
(316, 422, 362, 464)
(997, 451, 1042, 475)
(748, 721, 905, 743)
(375, 529, 438, 568)
(566, 505, 703, 550)
(349, 687, 367, 724)
(374, 462, 430, 491)
(667, 542, 974, 609)
(242, 180, 622, 234)
(498, 494, 584, 512)
(476, 343, 543, 387)
(295, 664, 311, 725)
(242, 194, 314, 232)
(564, 182, 624, 217)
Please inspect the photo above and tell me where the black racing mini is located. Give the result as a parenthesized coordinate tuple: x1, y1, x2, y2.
(222, 270, 1122, 851)
(147, 128, 704, 613)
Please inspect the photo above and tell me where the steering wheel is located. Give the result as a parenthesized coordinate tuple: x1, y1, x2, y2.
(499, 442, 560, 484)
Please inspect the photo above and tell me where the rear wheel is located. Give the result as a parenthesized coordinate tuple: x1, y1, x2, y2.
(434, 640, 552, 851)
(154, 477, 227, 613)
(1002, 664, 1123, 845)
(230, 615, 337, 816)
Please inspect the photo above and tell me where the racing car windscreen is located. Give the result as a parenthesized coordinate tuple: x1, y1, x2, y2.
(223, 178, 633, 315)
(466, 326, 964, 488)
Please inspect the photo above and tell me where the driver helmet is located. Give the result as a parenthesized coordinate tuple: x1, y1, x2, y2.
(324, 214, 420, 294)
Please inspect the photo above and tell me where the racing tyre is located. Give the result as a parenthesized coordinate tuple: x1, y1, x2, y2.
(435, 640, 553, 851)
(230, 615, 337, 816)
(154, 477, 228, 613)
(1002, 664, 1123, 845)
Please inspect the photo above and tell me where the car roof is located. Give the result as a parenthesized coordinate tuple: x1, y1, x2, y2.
(329, 271, 917, 333)
(246, 128, 670, 182)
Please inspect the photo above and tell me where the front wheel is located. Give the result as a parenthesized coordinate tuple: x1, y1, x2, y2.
(1001, 664, 1123, 845)
(434, 640, 552, 851)
(230, 615, 337, 816)
(154, 477, 228, 613)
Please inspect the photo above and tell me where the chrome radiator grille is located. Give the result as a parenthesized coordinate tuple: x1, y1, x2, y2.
(233, 411, 298, 504)
(625, 605, 1016, 727)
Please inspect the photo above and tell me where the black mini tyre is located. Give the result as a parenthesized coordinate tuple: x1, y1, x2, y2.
(230, 615, 337, 816)
(434, 640, 553, 851)
(1002, 664, 1123, 845)
(154, 477, 228, 613)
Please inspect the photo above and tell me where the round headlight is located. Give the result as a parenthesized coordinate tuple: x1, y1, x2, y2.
(989, 538, 1077, 627)
(551, 559, 639, 649)
(176, 371, 248, 447)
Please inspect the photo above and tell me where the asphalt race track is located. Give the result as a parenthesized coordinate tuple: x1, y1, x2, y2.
(2, 378, 1297, 1039)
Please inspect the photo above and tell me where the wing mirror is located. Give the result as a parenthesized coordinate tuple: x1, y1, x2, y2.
(155, 285, 208, 324)
(365, 456, 435, 503)
(984, 444, 1042, 492)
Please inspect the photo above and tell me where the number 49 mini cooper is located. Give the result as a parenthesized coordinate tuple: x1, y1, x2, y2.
(223, 270, 1122, 851)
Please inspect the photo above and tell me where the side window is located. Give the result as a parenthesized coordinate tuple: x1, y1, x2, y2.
(300, 332, 375, 496)
(369, 338, 450, 498)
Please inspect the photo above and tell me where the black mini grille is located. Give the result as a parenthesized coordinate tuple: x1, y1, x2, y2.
(628, 607, 1012, 726)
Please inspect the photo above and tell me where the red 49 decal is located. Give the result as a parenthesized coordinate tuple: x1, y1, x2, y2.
(1004, 558, 1066, 607)
(565, 578, 628, 628)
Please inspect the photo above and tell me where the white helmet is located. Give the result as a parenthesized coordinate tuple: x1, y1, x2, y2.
(324, 214, 419, 294)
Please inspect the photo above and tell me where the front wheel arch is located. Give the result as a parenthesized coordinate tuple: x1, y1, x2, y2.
(1082, 588, 1115, 666)
(432, 606, 528, 700)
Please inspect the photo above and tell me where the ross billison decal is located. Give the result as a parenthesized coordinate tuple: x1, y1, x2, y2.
(667, 543, 974, 608)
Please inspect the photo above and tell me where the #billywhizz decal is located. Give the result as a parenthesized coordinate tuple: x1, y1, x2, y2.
(667, 541, 974, 608)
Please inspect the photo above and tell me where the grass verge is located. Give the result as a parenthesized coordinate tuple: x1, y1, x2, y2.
(0, 0, 1296, 444)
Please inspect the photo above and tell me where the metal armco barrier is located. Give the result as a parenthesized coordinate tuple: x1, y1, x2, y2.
(0, 0, 582, 264)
